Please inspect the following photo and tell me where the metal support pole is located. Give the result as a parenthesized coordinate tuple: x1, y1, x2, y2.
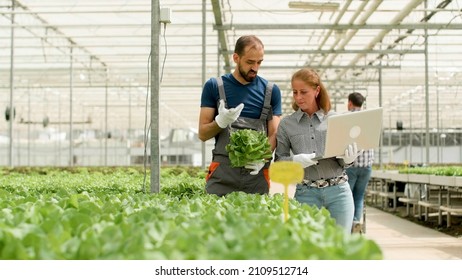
(105, 68, 108, 165)
(436, 86, 440, 163)
(424, 0, 430, 164)
(8, 0, 15, 167)
(388, 112, 392, 163)
(69, 46, 74, 166)
(58, 91, 61, 165)
(150, 0, 161, 193)
(378, 65, 383, 168)
(128, 86, 132, 165)
(27, 86, 31, 166)
(409, 102, 413, 164)
(201, 0, 206, 169)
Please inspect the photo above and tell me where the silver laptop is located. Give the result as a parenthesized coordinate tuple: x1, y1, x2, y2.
(315, 107, 383, 160)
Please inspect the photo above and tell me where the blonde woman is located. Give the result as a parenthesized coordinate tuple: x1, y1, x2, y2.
(275, 68, 360, 233)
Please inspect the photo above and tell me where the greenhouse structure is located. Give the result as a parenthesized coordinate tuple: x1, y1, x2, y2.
(1, 0, 461, 168)
(1, 0, 462, 265)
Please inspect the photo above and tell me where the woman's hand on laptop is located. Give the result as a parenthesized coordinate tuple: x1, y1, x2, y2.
(336, 142, 363, 164)
(293, 153, 318, 168)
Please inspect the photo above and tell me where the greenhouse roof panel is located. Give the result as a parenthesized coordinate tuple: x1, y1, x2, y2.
(0, 0, 461, 139)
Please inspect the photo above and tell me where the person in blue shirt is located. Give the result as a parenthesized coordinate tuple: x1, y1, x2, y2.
(346, 92, 374, 233)
(198, 35, 282, 196)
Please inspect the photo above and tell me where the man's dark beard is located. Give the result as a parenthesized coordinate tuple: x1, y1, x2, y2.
(239, 67, 257, 82)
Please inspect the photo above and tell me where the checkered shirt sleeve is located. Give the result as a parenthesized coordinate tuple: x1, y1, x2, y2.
(352, 149, 374, 167)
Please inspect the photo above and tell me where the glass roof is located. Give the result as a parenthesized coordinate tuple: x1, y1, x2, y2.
(1, 0, 462, 140)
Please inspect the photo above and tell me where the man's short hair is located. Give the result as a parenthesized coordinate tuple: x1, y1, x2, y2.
(234, 35, 264, 56)
(348, 92, 365, 107)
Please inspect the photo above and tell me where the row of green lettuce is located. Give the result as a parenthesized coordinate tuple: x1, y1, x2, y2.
(374, 164, 462, 176)
(0, 166, 382, 260)
(399, 166, 462, 176)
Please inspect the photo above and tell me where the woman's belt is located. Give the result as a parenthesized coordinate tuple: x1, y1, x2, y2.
(302, 174, 348, 188)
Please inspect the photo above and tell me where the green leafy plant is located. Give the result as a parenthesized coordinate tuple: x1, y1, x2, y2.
(225, 129, 273, 167)
(0, 166, 382, 260)
(398, 165, 462, 176)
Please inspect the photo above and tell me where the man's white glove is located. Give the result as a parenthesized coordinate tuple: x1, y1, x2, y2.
(336, 142, 362, 164)
(215, 100, 244, 129)
(293, 153, 318, 168)
(245, 161, 265, 175)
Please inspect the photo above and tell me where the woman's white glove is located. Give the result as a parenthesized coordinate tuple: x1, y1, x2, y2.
(293, 153, 318, 168)
(215, 100, 245, 129)
(336, 142, 362, 164)
(245, 161, 265, 175)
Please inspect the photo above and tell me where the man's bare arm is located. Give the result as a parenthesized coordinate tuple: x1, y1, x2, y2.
(267, 115, 281, 151)
(198, 107, 222, 141)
